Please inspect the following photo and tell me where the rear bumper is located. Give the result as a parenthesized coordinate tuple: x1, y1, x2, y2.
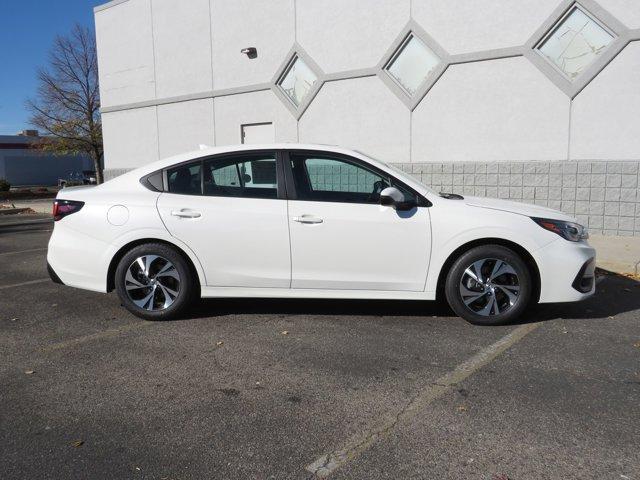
(534, 238, 596, 303)
(47, 223, 111, 293)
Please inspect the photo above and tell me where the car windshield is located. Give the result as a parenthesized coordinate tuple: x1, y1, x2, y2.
(353, 150, 437, 195)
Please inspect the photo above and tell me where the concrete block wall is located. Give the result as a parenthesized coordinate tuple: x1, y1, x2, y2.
(397, 161, 640, 236)
(96, 0, 640, 236)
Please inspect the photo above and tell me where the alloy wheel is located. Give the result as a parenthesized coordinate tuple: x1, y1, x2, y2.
(124, 255, 181, 311)
(459, 258, 520, 317)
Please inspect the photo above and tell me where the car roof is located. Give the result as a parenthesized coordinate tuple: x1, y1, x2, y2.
(118, 143, 386, 177)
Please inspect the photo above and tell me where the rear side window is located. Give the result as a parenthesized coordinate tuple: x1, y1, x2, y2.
(167, 162, 202, 195)
(203, 153, 278, 199)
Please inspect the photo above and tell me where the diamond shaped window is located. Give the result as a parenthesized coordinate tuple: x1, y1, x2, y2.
(384, 34, 441, 96)
(536, 5, 615, 81)
(277, 55, 318, 107)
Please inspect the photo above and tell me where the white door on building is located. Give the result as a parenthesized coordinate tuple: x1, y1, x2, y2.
(241, 123, 275, 144)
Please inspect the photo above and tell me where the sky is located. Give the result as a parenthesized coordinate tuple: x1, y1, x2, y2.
(0, 0, 104, 135)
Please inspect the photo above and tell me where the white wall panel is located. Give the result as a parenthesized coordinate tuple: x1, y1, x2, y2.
(95, 0, 156, 107)
(571, 42, 640, 161)
(299, 77, 410, 163)
(102, 107, 159, 169)
(412, 0, 559, 55)
(596, 0, 640, 28)
(412, 57, 570, 163)
(211, 0, 294, 90)
(213, 91, 297, 145)
(152, 0, 213, 99)
(157, 99, 215, 159)
(296, 0, 410, 73)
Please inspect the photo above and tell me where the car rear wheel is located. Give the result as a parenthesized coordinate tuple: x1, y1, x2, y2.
(115, 243, 196, 321)
(445, 245, 532, 326)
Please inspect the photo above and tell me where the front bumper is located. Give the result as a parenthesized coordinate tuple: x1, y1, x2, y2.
(533, 238, 596, 303)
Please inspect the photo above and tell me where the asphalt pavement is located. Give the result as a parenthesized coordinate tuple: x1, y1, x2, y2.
(1, 224, 639, 480)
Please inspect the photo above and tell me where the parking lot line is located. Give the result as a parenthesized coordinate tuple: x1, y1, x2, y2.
(305, 322, 542, 478)
(0, 278, 49, 290)
(40, 321, 153, 353)
(0, 247, 47, 256)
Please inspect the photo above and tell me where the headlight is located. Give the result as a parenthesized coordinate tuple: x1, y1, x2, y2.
(531, 217, 589, 242)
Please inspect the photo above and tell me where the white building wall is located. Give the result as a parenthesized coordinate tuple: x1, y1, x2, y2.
(152, 0, 213, 99)
(296, 0, 410, 73)
(412, 57, 570, 163)
(157, 99, 215, 158)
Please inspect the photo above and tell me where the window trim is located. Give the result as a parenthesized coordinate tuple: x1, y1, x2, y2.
(533, 3, 616, 82)
(158, 150, 286, 200)
(282, 149, 431, 207)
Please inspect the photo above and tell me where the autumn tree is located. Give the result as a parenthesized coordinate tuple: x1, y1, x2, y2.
(27, 24, 103, 184)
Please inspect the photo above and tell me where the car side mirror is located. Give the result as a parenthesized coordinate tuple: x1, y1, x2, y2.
(380, 187, 414, 211)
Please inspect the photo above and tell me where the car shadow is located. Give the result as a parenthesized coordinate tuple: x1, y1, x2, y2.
(183, 270, 640, 324)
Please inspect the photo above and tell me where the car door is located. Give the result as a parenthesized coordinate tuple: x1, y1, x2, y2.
(156, 151, 291, 288)
(285, 150, 432, 291)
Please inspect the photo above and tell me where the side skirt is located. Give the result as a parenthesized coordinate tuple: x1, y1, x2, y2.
(200, 286, 436, 301)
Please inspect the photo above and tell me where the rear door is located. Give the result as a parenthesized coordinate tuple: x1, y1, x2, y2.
(156, 151, 291, 288)
(285, 150, 432, 291)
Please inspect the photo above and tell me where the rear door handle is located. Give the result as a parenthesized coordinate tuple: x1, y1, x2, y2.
(293, 215, 323, 224)
(171, 210, 201, 219)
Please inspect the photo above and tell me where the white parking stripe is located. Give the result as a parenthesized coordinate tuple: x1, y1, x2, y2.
(0, 278, 50, 290)
(40, 322, 152, 353)
(306, 322, 542, 478)
(0, 248, 47, 256)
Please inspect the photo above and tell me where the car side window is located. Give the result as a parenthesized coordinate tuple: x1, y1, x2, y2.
(290, 154, 417, 205)
(167, 162, 202, 195)
(203, 153, 278, 199)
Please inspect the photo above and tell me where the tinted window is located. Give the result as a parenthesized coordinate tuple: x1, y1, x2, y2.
(290, 154, 417, 204)
(167, 163, 201, 195)
(204, 154, 278, 199)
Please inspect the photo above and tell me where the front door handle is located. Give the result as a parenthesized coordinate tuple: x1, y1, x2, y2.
(171, 210, 201, 219)
(293, 215, 323, 224)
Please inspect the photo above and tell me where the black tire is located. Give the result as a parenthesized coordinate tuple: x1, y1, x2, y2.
(115, 243, 197, 321)
(445, 245, 532, 326)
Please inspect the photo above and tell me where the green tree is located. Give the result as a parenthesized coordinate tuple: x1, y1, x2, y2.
(27, 24, 103, 184)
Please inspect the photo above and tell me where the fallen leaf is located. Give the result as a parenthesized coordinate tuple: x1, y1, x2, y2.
(24, 370, 35, 375)
(633, 342, 640, 349)
(216, 341, 224, 346)
(71, 440, 83, 447)
(457, 405, 467, 412)
(281, 330, 289, 335)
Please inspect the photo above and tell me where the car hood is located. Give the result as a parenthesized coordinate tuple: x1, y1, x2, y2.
(463, 196, 576, 222)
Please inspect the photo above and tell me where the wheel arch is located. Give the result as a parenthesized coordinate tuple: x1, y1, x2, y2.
(435, 238, 541, 303)
(107, 238, 202, 293)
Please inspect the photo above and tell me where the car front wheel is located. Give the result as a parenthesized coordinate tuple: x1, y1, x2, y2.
(115, 243, 196, 321)
(445, 245, 533, 326)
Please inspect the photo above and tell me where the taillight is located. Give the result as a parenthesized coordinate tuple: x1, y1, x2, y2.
(53, 200, 84, 221)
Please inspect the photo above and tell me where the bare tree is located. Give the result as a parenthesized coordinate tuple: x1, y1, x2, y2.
(27, 24, 104, 184)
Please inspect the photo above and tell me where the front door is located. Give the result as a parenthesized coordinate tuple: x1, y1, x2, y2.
(156, 151, 290, 288)
(285, 151, 431, 291)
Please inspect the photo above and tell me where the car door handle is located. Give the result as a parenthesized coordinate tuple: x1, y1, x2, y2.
(293, 215, 323, 224)
(171, 210, 201, 219)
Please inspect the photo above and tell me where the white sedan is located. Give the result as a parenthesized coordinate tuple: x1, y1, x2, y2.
(47, 144, 596, 325)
